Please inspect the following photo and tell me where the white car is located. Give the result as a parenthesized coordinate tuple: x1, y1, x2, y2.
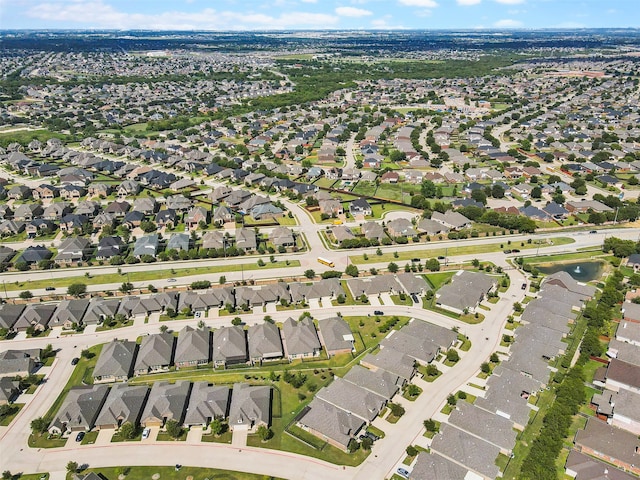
(142, 427, 151, 439)
(167, 278, 177, 283)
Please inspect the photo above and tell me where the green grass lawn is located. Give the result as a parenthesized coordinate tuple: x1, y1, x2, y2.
(390, 294, 413, 306)
(425, 271, 456, 290)
(0, 403, 23, 426)
(28, 432, 67, 449)
(350, 237, 575, 265)
(80, 430, 99, 445)
(67, 466, 285, 480)
(6, 260, 301, 292)
(202, 429, 232, 444)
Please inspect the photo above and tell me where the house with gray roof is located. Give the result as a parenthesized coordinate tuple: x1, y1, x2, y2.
(166, 233, 190, 252)
(0, 304, 25, 331)
(611, 388, 640, 435)
(347, 275, 403, 297)
(361, 221, 385, 241)
(416, 218, 450, 235)
(141, 380, 191, 428)
(0, 349, 40, 377)
(387, 218, 416, 238)
(343, 365, 399, 401)
(133, 234, 159, 258)
(448, 402, 517, 454)
(0, 377, 20, 405)
(228, 383, 271, 432)
(247, 322, 283, 365)
(475, 367, 542, 430)
(608, 339, 640, 367)
(49, 299, 89, 329)
(410, 452, 470, 480)
(542, 271, 596, 298)
(95, 384, 149, 429)
(396, 273, 430, 296)
(564, 450, 637, 480)
(235, 228, 257, 252)
(380, 329, 439, 365)
(616, 320, 640, 346)
(605, 358, 640, 393)
(49, 385, 109, 435)
(436, 270, 497, 314)
(360, 347, 416, 386)
(212, 326, 247, 367)
(430, 423, 501, 479)
(269, 226, 295, 247)
(297, 397, 365, 451)
(183, 382, 230, 427)
(316, 377, 386, 423)
(175, 326, 211, 369)
(318, 317, 355, 356)
(134, 332, 175, 376)
(93, 339, 137, 383)
(55, 237, 93, 264)
(14, 304, 57, 332)
(575, 418, 640, 476)
(431, 211, 471, 230)
(282, 317, 322, 361)
(82, 298, 120, 325)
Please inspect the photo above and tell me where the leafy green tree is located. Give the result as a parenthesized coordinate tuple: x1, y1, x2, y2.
(481, 362, 491, 374)
(304, 269, 315, 279)
(67, 283, 87, 297)
(421, 180, 437, 198)
(210, 418, 224, 436)
(360, 436, 373, 450)
(423, 418, 438, 433)
(165, 419, 182, 439)
(119, 421, 136, 440)
(66, 461, 78, 474)
(345, 264, 359, 277)
(447, 394, 457, 406)
(406, 445, 418, 457)
(256, 425, 273, 441)
(446, 349, 460, 363)
(19, 291, 33, 299)
(387, 262, 399, 273)
(119, 282, 134, 293)
(389, 402, 405, 417)
(30, 417, 48, 434)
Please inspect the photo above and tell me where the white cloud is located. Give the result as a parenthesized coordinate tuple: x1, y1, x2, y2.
(494, 0, 525, 4)
(398, 0, 438, 7)
(335, 6, 373, 17)
(26, 1, 340, 29)
(494, 18, 523, 27)
(457, 0, 481, 5)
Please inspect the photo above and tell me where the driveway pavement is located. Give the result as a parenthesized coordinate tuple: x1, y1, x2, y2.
(186, 427, 203, 444)
(379, 293, 393, 306)
(231, 426, 248, 447)
(94, 428, 114, 446)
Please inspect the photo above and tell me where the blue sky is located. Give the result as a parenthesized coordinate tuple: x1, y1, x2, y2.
(1, 0, 638, 30)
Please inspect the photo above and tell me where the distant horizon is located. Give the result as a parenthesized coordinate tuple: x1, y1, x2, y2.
(2, 0, 639, 31)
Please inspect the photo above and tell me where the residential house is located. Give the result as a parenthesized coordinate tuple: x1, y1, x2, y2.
(387, 218, 416, 238)
(13, 304, 57, 332)
(96, 236, 125, 260)
(319, 199, 343, 216)
(0, 304, 25, 331)
(575, 418, 640, 476)
(174, 326, 211, 369)
(281, 317, 322, 361)
(0, 348, 40, 377)
(155, 208, 178, 229)
(140, 380, 191, 427)
(166, 233, 190, 252)
(134, 333, 175, 376)
(431, 211, 471, 230)
(228, 383, 271, 432)
(269, 227, 295, 248)
(212, 326, 247, 367)
(349, 199, 372, 217)
(185, 206, 209, 230)
(212, 205, 234, 226)
(104, 200, 130, 217)
(82, 298, 120, 326)
(183, 382, 231, 427)
(49, 299, 89, 329)
(236, 228, 257, 252)
(49, 385, 109, 435)
(318, 317, 355, 356)
(436, 270, 497, 314)
(0, 377, 20, 405)
(93, 339, 137, 383)
(247, 322, 283, 365)
(316, 377, 386, 423)
(133, 234, 159, 258)
(95, 384, 149, 429)
(361, 221, 385, 241)
(297, 398, 365, 452)
(55, 237, 92, 264)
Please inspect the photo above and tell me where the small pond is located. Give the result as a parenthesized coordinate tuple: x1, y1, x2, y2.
(536, 261, 604, 282)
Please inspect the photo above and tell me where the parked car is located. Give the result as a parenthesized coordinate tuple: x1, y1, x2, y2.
(374, 310, 384, 316)
(411, 258, 420, 262)
(45, 286, 55, 291)
(503, 249, 512, 254)
(167, 278, 177, 283)
(411, 294, 419, 303)
(437, 255, 445, 260)
(589, 230, 598, 234)
(521, 283, 527, 290)
(142, 427, 151, 439)
(71, 357, 79, 365)
(75, 431, 85, 442)
(365, 431, 380, 442)
(397, 468, 410, 478)
(511, 249, 520, 253)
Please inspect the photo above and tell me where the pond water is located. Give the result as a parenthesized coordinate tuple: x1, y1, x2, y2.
(536, 261, 604, 282)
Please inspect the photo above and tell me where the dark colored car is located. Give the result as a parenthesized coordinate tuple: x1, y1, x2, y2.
(75, 431, 85, 442)
(45, 286, 55, 291)
(411, 258, 420, 262)
(437, 255, 445, 260)
(374, 310, 384, 316)
(71, 357, 79, 365)
(521, 283, 527, 290)
(411, 294, 419, 303)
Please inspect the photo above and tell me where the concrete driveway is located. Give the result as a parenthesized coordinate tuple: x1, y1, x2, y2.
(379, 293, 393, 306)
(231, 426, 248, 447)
(368, 295, 381, 306)
(186, 427, 203, 444)
(308, 298, 321, 310)
(94, 428, 114, 446)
